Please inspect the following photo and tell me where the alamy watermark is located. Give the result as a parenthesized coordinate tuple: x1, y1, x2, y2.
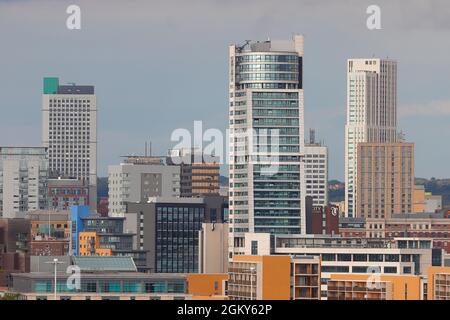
(169, 121, 281, 175)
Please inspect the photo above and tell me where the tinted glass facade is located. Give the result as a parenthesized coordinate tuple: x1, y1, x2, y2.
(155, 204, 205, 273)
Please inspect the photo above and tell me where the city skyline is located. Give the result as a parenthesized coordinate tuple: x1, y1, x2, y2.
(1, 0, 449, 181)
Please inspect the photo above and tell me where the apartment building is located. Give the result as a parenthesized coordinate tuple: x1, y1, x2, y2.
(327, 273, 422, 300)
(228, 255, 320, 300)
(243, 233, 440, 299)
(356, 142, 414, 218)
(428, 266, 450, 300)
(0, 147, 48, 218)
(345, 59, 398, 217)
(228, 35, 306, 255)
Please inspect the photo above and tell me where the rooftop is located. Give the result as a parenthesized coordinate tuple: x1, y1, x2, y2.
(71, 256, 137, 272)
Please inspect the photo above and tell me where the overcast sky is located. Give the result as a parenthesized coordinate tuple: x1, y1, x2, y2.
(1, 0, 449, 179)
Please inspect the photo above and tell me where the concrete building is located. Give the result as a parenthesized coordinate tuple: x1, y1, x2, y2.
(227, 255, 320, 300)
(243, 233, 439, 299)
(198, 222, 229, 274)
(47, 178, 89, 210)
(345, 59, 398, 217)
(125, 196, 228, 273)
(304, 129, 328, 207)
(108, 156, 180, 216)
(0, 147, 48, 218)
(356, 142, 414, 219)
(167, 148, 220, 197)
(228, 35, 306, 256)
(42, 77, 97, 209)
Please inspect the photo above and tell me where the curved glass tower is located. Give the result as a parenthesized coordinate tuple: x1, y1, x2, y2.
(228, 35, 305, 256)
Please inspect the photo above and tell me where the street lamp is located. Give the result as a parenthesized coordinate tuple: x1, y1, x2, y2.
(250, 266, 256, 300)
(45, 258, 65, 300)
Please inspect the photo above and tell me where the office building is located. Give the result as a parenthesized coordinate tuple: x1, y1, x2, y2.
(356, 142, 414, 218)
(42, 77, 97, 209)
(167, 148, 220, 197)
(125, 196, 228, 273)
(0, 147, 48, 218)
(47, 178, 89, 210)
(345, 59, 398, 217)
(10, 257, 189, 300)
(227, 255, 320, 300)
(228, 35, 306, 256)
(304, 129, 328, 207)
(108, 156, 180, 216)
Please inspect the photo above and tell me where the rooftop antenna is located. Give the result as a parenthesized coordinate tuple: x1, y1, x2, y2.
(149, 141, 152, 156)
(145, 142, 148, 157)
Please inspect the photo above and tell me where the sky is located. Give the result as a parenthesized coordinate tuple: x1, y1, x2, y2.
(0, 0, 449, 180)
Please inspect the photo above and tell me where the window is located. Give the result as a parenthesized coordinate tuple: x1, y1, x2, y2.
(384, 267, 397, 274)
(251, 241, 258, 256)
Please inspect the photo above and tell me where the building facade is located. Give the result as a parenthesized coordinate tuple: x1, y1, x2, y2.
(0, 218, 31, 286)
(47, 178, 89, 210)
(167, 148, 220, 197)
(345, 59, 398, 217)
(108, 156, 180, 216)
(0, 147, 48, 218)
(243, 233, 439, 299)
(42, 77, 97, 209)
(304, 129, 328, 207)
(227, 255, 320, 300)
(356, 142, 414, 219)
(228, 35, 306, 256)
(125, 196, 228, 273)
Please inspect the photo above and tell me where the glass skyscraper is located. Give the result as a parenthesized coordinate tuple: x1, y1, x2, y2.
(228, 35, 306, 256)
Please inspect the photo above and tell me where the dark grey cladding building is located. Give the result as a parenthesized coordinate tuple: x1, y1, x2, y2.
(125, 195, 228, 273)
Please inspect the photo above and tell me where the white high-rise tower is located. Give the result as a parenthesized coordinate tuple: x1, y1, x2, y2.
(228, 35, 306, 256)
(344, 59, 397, 217)
(42, 77, 97, 209)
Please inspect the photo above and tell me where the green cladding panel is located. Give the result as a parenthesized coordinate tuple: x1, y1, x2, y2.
(43, 77, 59, 94)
